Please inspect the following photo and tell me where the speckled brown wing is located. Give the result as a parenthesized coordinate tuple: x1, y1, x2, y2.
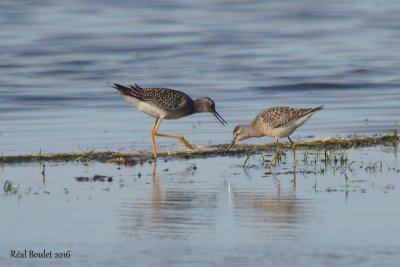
(113, 83, 193, 111)
(260, 106, 322, 129)
(140, 87, 193, 111)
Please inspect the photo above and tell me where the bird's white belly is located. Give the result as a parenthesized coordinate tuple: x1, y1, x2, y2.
(268, 113, 315, 138)
(269, 126, 297, 138)
(122, 95, 140, 107)
(137, 101, 167, 118)
(121, 96, 166, 118)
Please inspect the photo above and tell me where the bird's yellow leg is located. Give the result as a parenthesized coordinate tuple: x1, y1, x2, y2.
(268, 139, 282, 167)
(150, 118, 160, 158)
(152, 119, 193, 149)
(152, 118, 194, 150)
(288, 136, 296, 149)
(154, 133, 194, 149)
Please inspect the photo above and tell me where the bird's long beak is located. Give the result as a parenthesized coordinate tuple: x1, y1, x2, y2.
(213, 110, 227, 126)
(225, 140, 235, 155)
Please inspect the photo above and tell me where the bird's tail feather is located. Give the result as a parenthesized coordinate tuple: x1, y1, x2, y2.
(309, 105, 324, 113)
(113, 83, 143, 99)
(315, 105, 324, 110)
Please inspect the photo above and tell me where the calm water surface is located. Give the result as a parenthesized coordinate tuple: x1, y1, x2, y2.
(1, 0, 400, 155)
(1, 1, 400, 266)
(1, 146, 399, 266)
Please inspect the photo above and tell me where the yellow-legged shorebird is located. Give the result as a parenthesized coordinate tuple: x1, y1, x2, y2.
(113, 83, 227, 158)
(225, 106, 323, 163)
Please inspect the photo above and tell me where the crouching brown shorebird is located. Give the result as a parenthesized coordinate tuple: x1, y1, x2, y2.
(113, 83, 227, 158)
(225, 106, 323, 163)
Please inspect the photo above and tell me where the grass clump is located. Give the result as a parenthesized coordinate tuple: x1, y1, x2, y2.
(384, 122, 399, 141)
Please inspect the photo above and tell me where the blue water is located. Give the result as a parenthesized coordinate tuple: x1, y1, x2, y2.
(1, 1, 400, 265)
(1, 146, 400, 266)
(1, 0, 400, 155)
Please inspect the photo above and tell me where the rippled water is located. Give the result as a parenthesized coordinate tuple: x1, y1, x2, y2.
(1, 1, 400, 265)
(1, 146, 399, 266)
(1, 0, 400, 155)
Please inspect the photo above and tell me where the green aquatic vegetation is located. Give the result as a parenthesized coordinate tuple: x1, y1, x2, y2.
(302, 150, 309, 163)
(0, 134, 398, 164)
(384, 122, 399, 141)
(348, 161, 356, 168)
(74, 149, 96, 161)
(364, 160, 383, 173)
(3, 180, 18, 193)
(323, 149, 333, 165)
(332, 152, 343, 167)
(347, 160, 357, 171)
(314, 149, 321, 161)
(322, 150, 352, 171)
(338, 151, 349, 167)
(277, 154, 282, 163)
(344, 173, 349, 187)
(312, 150, 321, 165)
(3, 180, 12, 192)
(276, 151, 283, 164)
(364, 162, 374, 172)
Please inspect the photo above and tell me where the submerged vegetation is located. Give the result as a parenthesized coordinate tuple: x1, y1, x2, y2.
(3, 180, 18, 194)
(0, 133, 398, 164)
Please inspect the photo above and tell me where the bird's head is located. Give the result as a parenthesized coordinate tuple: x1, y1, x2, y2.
(194, 97, 227, 126)
(225, 124, 249, 154)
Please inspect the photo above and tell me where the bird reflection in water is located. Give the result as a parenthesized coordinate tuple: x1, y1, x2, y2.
(119, 161, 216, 239)
(120, 150, 312, 241)
(228, 149, 312, 240)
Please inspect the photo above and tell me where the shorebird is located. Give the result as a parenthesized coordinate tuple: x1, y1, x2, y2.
(225, 106, 323, 163)
(113, 83, 227, 158)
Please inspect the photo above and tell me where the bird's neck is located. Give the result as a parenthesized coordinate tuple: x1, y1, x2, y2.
(193, 99, 206, 113)
(246, 122, 263, 138)
(242, 124, 259, 139)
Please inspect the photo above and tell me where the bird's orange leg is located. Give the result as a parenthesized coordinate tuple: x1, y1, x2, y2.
(150, 118, 160, 158)
(155, 133, 194, 149)
(153, 118, 194, 150)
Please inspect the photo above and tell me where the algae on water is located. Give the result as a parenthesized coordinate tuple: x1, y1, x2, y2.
(0, 134, 398, 164)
